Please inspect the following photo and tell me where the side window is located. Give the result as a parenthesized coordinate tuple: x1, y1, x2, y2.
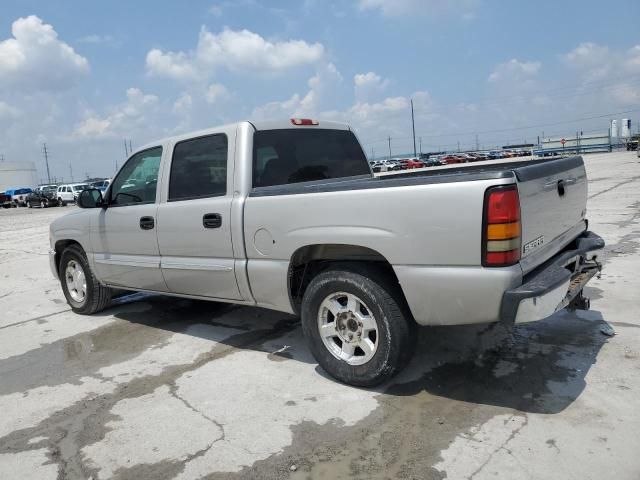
(169, 134, 227, 202)
(110, 147, 162, 206)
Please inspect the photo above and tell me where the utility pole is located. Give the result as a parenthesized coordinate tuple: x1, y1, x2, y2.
(475, 134, 479, 151)
(42, 143, 51, 184)
(419, 137, 422, 155)
(370, 147, 374, 160)
(457, 141, 460, 153)
(410, 99, 417, 158)
(388, 136, 392, 160)
(0, 153, 4, 162)
(124, 139, 129, 157)
(69, 162, 73, 182)
(129, 139, 133, 154)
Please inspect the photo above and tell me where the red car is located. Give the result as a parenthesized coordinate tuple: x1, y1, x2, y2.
(401, 159, 425, 169)
(441, 155, 466, 164)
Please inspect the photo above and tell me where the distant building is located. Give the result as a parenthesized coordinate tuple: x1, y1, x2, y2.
(0, 161, 38, 192)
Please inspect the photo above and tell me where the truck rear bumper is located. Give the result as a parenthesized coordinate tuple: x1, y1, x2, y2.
(500, 231, 604, 325)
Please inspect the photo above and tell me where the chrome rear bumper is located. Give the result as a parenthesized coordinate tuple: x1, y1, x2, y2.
(501, 231, 604, 324)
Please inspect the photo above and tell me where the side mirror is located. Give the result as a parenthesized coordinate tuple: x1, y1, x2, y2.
(77, 189, 104, 209)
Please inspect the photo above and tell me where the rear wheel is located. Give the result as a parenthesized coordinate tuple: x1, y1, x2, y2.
(301, 266, 416, 387)
(60, 244, 112, 314)
(40, 199, 47, 208)
(27, 201, 32, 208)
(58, 198, 66, 206)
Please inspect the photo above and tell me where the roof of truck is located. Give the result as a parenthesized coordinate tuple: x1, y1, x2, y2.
(135, 119, 351, 155)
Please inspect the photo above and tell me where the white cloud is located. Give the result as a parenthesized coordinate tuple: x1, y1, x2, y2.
(358, 0, 479, 18)
(251, 63, 343, 119)
(0, 101, 21, 120)
(146, 49, 200, 82)
(146, 27, 324, 83)
(0, 15, 89, 92)
(173, 93, 193, 114)
(488, 59, 541, 82)
(354, 71, 390, 102)
(73, 88, 159, 139)
(205, 83, 229, 104)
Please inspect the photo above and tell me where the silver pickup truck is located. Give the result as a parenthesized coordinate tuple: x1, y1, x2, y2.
(49, 119, 604, 386)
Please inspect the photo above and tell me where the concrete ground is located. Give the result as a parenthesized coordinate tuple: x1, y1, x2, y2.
(0, 151, 638, 480)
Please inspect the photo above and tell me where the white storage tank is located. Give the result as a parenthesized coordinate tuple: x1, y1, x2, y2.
(0, 161, 38, 192)
(611, 119, 618, 138)
(621, 118, 631, 138)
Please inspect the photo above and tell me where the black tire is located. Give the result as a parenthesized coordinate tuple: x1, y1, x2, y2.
(27, 201, 32, 208)
(301, 266, 416, 387)
(40, 199, 47, 208)
(59, 244, 112, 314)
(58, 198, 65, 206)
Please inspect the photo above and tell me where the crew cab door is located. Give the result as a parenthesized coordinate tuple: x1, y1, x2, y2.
(90, 146, 167, 291)
(156, 130, 242, 300)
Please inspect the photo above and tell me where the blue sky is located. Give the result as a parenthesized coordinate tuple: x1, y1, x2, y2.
(1, 0, 639, 181)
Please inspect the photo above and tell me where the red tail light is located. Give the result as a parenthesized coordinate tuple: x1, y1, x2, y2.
(483, 185, 521, 267)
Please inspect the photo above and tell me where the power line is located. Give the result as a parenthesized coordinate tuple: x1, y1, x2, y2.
(360, 107, 640, 145)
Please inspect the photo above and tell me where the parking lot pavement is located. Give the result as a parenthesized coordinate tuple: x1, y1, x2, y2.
(0, 151, 639, 479)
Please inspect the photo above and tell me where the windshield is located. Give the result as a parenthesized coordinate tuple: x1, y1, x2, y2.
(72, 185, 88, 192)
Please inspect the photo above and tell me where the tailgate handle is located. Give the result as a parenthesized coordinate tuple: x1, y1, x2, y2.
(544, 177, 576, 191)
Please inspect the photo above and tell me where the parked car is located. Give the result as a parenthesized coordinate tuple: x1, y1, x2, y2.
(4, 187, 33, 206)
(57, 183, 89, 205)
(400, 159, 425, 169)
(26, 185, 59, 208)
(441, 155, 466, 164)
(50, 118, 603, 387)
(0, 191, 16, 208)
(90, 179, 111, 192)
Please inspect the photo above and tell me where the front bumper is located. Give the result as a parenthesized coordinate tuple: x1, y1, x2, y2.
(501, 231, 604, 325)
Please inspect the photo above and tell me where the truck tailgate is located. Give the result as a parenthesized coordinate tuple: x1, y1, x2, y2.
(514, 156, 588, 274)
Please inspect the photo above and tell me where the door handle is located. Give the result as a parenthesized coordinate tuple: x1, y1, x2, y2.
(140, 216, 155, 230)
(203, 213, 222, 229)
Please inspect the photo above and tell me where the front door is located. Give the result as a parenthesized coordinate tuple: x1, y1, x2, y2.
(156, 132, 242, 300)
(91, 146, 167, 291)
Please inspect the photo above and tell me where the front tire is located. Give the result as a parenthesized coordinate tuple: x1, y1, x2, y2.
(40, 199, 47, 208)
(59, 244, 112, 314)
(27, 201, 32, 208)
(301, 266, 416, 387)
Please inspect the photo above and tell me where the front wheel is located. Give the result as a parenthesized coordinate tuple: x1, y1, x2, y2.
(301, 267, 416, 387)
(40, 199, 47, 208)
(27, 201, 32, 208)
(59, 245, 112, 314)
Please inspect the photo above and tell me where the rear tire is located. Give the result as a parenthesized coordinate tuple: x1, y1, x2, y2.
(27, 201, 32, 208)
(40, 199, 47, 208)
(301, 266, 416, 387)
(60, 244, 112, 314)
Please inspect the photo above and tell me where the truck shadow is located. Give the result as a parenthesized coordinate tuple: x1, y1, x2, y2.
(106, 293, 612, 414)
(387, 310, 612, 414)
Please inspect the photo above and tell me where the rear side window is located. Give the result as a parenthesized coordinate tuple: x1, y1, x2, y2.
(252, 129, 370, 188)
(169, 134, 228, 201)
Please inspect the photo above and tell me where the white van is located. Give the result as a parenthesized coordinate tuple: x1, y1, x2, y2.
(57, 184, 89, 206)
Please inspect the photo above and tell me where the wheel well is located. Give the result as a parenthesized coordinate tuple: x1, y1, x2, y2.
(54, 240, 82, 275)
(288, 244, 403, 313)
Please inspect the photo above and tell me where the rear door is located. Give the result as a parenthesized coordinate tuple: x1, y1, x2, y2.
(156, 129, 242, 300)
(515, 156, 588, 273)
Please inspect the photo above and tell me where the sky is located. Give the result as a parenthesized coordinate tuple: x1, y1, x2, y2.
(1, 0, 640, 182)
